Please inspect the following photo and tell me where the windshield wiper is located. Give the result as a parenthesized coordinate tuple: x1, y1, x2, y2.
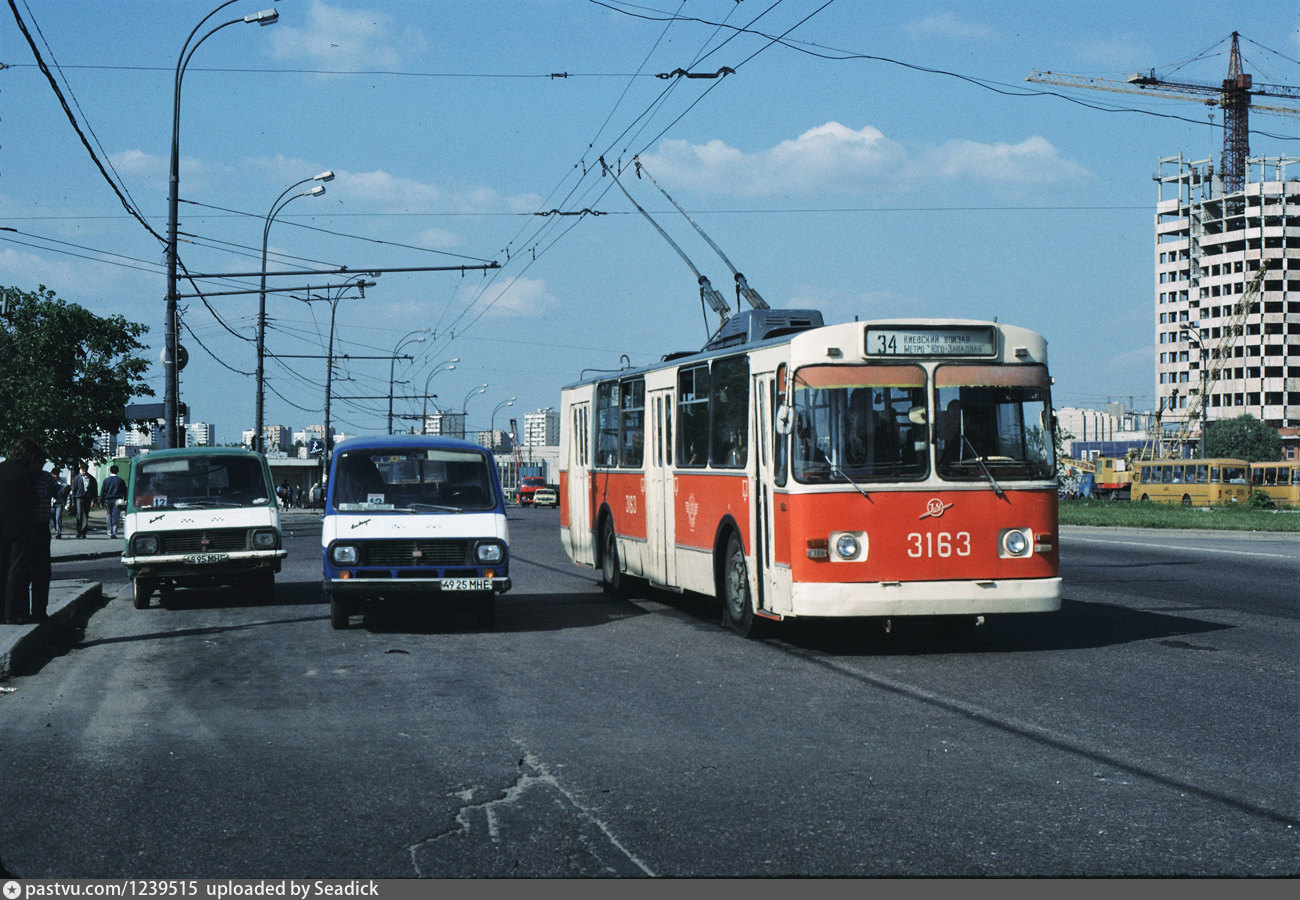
(827, 460, 871, 500)
(405, 502, 460, 513)
(961, 436, 1006, 499)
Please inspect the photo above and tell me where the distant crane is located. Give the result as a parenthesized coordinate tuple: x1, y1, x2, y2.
(510, 417, 523, 490)
(1164, 260, 1270, 457)
(1028, 32, 1300, 192)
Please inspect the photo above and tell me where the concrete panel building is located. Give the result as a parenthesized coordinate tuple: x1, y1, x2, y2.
(1153, 154, 1300, 455)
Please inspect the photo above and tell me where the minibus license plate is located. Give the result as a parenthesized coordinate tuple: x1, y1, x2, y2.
(443, 578, 490, 591)
(184, 553, 229, 565)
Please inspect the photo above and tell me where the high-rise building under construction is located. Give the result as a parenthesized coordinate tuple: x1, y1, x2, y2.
(1153, 153, 1300, 451)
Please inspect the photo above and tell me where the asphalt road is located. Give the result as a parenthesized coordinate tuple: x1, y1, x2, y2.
(0, 512, 1295, 878)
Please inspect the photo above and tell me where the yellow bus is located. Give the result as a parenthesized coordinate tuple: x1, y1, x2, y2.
(1131, 458, 1250, 506)
(1249, 461, 1300, 509)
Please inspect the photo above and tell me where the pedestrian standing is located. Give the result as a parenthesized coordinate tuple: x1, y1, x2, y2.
(25, 446, 53, 622)
(72, 463, 97, 538)
(0, 437, 39, 624)
(100, 464, 127, 539)
(51, 469, 70, 538)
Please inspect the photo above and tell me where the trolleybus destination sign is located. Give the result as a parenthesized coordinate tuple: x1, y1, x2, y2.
(864, 325, 997, 358)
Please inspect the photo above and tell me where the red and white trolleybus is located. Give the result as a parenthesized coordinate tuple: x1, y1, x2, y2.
(559, 309, 1061, 635)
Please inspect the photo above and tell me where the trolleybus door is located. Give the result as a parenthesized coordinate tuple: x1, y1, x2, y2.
(645, 388, 677, 587)
(566, 400, 595, 567)
(752, 372, 776, 614)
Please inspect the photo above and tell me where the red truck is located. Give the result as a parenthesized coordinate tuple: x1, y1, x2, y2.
(516, 475, 547, 506)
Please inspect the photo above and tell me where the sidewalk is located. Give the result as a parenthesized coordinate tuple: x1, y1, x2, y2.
(2, 506, 321, 677)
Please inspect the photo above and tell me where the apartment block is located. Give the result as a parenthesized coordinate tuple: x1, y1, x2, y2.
(1154, 154, 1300, 443)
(524, 408, 559, 447)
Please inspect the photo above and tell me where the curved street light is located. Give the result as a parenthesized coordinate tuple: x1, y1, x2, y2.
(388, 329, 430, 433)
(420, 358, 459, 434)
(164, 1, 279, 448)
(1181, 324, 1209, 455)
(255, 170, 333, 451)
(321, 274, 377, 468)
(462, 384, 489, 414)
(489, 397, 517, 453)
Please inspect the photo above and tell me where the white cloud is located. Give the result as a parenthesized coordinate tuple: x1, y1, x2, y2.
(268, 0, 427, 72)
(925, 135, 1091, 185)
(414, 228, 465, 251)
(109, 148, 218, 193)
(641, 122, 906, 197)
(904, 13, 996, 42)
(640, 123, 1090, 197)
(242, 158, 541, 215)
(453, 276, 556, 320)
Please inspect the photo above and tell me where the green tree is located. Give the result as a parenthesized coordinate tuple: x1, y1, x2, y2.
(0, 284, 153, 466)
(1203, 413, 1282, 462)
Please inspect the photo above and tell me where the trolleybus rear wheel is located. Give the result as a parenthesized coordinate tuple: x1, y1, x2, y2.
(721, 531, 761, 638)
(601, 521, 625, 597)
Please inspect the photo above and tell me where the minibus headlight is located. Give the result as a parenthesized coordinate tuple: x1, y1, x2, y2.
(131, 534, 159, 556)
(476, 542, 504, 564)
(331, 544, 359, 566)
(251, 529, 279, 550)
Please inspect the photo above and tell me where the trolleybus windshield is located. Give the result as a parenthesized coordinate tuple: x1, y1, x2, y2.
(791, 364, 928, 483)
(934, 364, 1054, 481)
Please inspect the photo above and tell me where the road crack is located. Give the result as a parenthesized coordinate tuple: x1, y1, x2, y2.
(409, 743, 655, 877)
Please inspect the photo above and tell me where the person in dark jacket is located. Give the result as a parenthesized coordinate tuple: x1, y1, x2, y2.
(100, 464, 127, 538)
(0, 437, 39, 623)
(50, 467, 70, 538)
(71, 462, 97, 538)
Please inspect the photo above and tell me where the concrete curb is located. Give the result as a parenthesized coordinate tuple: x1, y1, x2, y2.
(0, 580, 103, 679)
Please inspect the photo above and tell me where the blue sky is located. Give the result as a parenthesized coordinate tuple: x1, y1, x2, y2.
(3, 0, 1298, 446)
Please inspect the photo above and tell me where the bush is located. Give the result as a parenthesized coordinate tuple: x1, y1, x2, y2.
(1250, 489, 1275, 510)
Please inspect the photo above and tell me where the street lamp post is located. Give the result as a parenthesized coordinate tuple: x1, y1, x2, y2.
(1182, 324, 1209, 456)
(388, 329, 430, 434)
(164, 1, 278, 449)
(255, 170, 333, 452)
(421, 359, 458, 434)
(321, 275, 377, 470)
(461, 384, 488, 441)
(489, 397, 516, 452)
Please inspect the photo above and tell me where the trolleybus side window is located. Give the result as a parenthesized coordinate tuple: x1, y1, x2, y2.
(933, 364, 1054, 481)
(791, 364, 927, 483)
(677, 364, 710, 468)
(596, 381, 620, 467)
(710, 356, 749, 469)
(620, 377, 646, 467)
(773, 363, 789, 487)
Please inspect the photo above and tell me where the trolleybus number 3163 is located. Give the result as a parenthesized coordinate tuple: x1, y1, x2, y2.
(907, 531, 972, 558)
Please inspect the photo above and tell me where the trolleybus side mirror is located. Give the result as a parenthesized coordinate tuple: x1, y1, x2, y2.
(775, 405, 793, 435)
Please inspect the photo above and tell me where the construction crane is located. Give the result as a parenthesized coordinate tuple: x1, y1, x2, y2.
(1028, 32, 1300, 192)
(510, 417, 523, 488)
(1169, 260, 1271, 455)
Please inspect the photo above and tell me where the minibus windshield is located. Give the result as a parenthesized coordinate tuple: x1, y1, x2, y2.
(331, 447, 496, 513)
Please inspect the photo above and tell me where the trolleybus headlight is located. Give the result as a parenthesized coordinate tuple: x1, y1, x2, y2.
(833, 532, 864, 561)
(1000, 528, 1031, 558)
(331, 544, 359, 566)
